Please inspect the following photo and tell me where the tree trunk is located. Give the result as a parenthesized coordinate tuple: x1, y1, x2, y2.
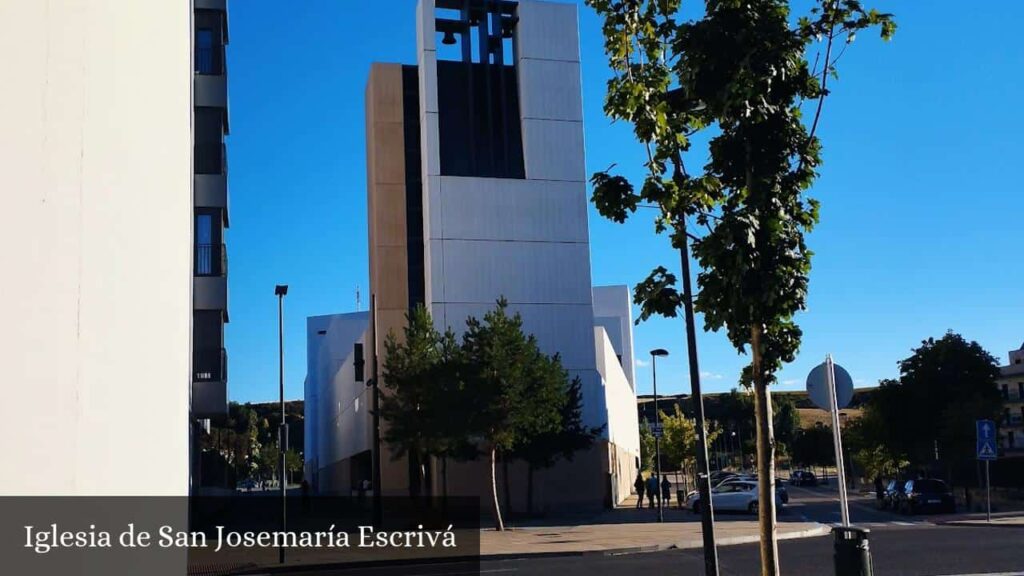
(490, 446, 504, 531)
(752, 325, 780, 576)
(442, 456, 449, 511)
(527, 464, 535, 516)
(503, 454, 512, 522)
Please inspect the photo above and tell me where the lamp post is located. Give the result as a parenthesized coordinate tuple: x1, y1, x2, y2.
(677, 238, 720, 575)
(370, 294, 382, 528)
(650, 348, 669, 522)
(274, 284, 288, 564)
(730, 431, 737, 470)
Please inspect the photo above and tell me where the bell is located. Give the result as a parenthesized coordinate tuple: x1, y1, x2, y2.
(441, 30, 457, 45)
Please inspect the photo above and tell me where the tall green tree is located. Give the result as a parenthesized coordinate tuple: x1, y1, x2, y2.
(379, 305, 477, 499)
(379, 305, 445, 498)
(514, 375, 604, 515)
(584, 1, 894, 572)
(867, 333, 1002, 483)
(461, 299, 564, 530)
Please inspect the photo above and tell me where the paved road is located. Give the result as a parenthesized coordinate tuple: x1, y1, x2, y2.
(284, 525, 1023, 576)
(265, 484, 1024, 576)
(782, 482, 954, 528)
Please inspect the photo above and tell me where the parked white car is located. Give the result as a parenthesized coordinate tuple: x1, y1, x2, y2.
(685, 480, 783, 514)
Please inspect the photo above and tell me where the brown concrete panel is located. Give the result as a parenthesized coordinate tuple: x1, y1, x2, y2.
(372, 184, 408, 247)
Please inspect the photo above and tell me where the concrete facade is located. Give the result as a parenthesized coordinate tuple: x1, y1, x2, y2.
(0, 0, 193, 497)
(305, 0, 639, 511)
(304, 313, 373, 492)
(418, 0, 604, 430)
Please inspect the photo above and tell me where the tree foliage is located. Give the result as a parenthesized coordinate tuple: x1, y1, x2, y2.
(583, 1, 894, 573)
(461, 299, 568, 530)
(378, 300, 592, 529)
(514, 376, 604, 512)
(850, 333, 1001, 483)
(660, 404, 721, 471)
(639, 418, 657, 472)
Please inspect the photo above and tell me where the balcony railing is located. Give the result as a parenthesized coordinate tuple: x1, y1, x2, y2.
(196, 243, 227, 276)
(194, 347, 227, 382)
(195, 142, 226, 175)
(195, 45, 225, 76)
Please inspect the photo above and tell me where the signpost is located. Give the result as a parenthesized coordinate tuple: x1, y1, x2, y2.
(806, 355, 854, 527)
(976, 419, 996, 522)
(651, 422, 664, 439)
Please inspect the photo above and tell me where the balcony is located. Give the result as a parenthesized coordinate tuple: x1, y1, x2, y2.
(195, 142, 226, 175)
(194, 347, 227, 382)
(193, 348, 227, 418)
(194, 245, 228, 312)
(196, 243, 227, 277)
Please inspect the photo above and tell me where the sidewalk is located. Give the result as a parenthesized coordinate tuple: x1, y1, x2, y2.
(939, 514, 1024, 529)
(479, 493, 827, 556)
(211, 495, 828, 575)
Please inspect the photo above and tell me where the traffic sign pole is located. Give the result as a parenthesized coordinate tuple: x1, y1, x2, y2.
(976, 419, 996, 523)
(985, 460, 991, 522)
(825, 354, 850, 527)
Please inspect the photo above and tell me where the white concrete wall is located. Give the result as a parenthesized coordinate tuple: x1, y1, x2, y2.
(0, 0, 193, 496)
(595, 327, 641, 458)
(593, 285, 637, 390)
(416, 0, 604, 428)
(306, 313, 372, 485)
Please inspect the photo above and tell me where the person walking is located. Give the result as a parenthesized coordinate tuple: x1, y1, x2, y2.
(646, 474, 659, 509)
(874, 475, 884, 507)
(634, 472, 646, 509)
(661, 476, 672, 509)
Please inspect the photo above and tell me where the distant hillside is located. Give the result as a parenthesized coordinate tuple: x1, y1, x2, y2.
(637, 388, 875, 429)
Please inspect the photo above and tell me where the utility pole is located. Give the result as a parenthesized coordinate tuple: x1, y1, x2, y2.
(274, 284, 289, 564)
(370, 294, 382, 528)
(679, 238, 720, 576)
(651, 349, 668, 523)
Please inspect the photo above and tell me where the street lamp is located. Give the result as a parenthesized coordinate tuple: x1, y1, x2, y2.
(274, 284, 288, 564)
(650, 348, 669, 523)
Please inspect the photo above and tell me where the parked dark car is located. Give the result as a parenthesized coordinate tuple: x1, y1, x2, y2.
(896, 479, 955, 515)
(789, 470, 818, 486)
(710, 471, 738, 486)
(880, 479, 905, 510)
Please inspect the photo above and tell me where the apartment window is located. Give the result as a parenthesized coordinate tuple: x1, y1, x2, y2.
(1005, 408, 1012, 425)
(1018, 382, 1023, 400)
(1010, 432, 1016, 448)
(195, 108, 225, 174)
(196, 29, 215, 74)
(196, 214, 213, 275)
(1002, 384, 1009, 400)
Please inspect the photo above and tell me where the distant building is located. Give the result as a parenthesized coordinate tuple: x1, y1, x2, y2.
(305, 0, 640, 511)
(998, 343, 1024, 457)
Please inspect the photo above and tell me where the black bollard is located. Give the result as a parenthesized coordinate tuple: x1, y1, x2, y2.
(833, 525, 873, 576)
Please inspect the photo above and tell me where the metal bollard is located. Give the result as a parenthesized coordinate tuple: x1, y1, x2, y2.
(833, 525, 873, 576)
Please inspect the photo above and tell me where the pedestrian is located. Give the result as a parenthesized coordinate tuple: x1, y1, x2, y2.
(661, 476, 672, 508)
(646, 474, 659, 509)
(874, 475, 884, 505)
(634, 472, 646, 509)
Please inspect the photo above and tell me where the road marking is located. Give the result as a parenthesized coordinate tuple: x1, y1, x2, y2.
(932, 572, 1024, 576)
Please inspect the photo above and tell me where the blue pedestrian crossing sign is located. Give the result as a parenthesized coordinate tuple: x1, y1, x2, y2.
(977, 419, 997, 461)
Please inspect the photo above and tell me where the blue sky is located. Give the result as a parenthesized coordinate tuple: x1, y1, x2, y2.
(226, 1, 1023, 403)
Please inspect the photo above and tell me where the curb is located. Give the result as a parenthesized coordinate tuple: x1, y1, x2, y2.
(674, 524, 832, 549)
(939, 520, 1024, 529)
